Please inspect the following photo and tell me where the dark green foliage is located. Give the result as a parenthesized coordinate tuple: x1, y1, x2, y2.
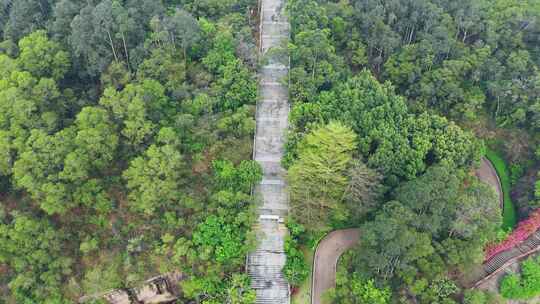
(463, 289, 505, 304)
(1, 0, 53, 41)
(123, 140, 185, 215)
(193, 214, 247, 263)
(329, 271, 391, 304)
(347, 164, 500, 303)
(283, 220, 309, 286)
(216, 59, 257, 111)
(69, 0, 165, 76)
(0, 1, 260, 302)
(289, 0, 540, 130)
(212, 159, 262, 193)
(285, 1, 520, 302)
(176, 0, 257, 19)
(353, 0, 540, 127)
(0, 213, 72, 303)
(287, 70, 482, 184)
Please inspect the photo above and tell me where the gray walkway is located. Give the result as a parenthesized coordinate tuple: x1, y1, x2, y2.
(475, 157, 503, 209)
(247, 0, 290, 303)
(311, 229, 360, 304)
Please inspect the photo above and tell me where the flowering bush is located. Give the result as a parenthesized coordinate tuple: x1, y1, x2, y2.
(485, 209, 540, 261)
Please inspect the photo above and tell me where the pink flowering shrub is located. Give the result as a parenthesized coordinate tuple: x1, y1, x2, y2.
(485, 209, 540, 262)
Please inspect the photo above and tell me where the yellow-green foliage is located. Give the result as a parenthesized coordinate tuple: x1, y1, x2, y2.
(500, 256, 540, 299)
(288, 122, 357, 230)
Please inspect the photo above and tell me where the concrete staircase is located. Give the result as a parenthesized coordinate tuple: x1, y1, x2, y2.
(247, 0, 291, 303)
(471, 230, 540, 288)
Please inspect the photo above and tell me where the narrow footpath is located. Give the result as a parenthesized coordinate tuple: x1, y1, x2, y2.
(475, 157, 504, 209)
(311, 229, 360, 304)
(246, 0, 291, 303)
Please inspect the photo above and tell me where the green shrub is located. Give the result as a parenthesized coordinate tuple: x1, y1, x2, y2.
(282, 221, 309, 286)
(500, 256, 540, 299)
(510, 163, 525, 186)
(463, 290, 504, 304)
(329, 273, 390, 304)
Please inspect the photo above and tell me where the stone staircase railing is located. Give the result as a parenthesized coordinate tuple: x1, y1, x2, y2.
(471, 229, 540, 288)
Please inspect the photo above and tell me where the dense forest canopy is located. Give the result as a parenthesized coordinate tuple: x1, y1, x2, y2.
(285, 0, 540, 303)
(0, 0, 261, 303)
(0, 0, 539, 303)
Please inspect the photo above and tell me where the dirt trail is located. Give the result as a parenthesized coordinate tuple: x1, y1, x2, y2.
(311, 228, 360, 304)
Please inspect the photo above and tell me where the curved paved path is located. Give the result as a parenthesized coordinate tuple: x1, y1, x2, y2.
(475, 157, 504, 209)
(311, 228, 360, 304)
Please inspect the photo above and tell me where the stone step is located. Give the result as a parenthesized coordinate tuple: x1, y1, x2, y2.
(260, 83, 288, 101)
(260, 80, 284, 86)
(255, 154, 282, 163)
(261, 22, 289, 37)
(258, 208, 288, 217)
(251, 1, 290, 303)
(261, 9, 287, 23)
(262, 21, 289, 26)
(256, 116, 287, 123)
(260, 68, 287, 85)
(261, 0, 285, 11)
(255, 141, 285, 156)
(262, 64, 288, 71)
(250, 255, 286, 265)
(251, 280, 289, 289)
(260, 178, 285, 186)
(258, 189, 288, 203)
(258, 98, 288, 105)
(262, 36, 287, 53)
(254, 121, 288, 140)
(249, 267, 285, 274)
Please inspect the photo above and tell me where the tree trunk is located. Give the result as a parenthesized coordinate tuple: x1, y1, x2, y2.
(495, 96, 500, 120)
(121, 31, 130, 67)
(312, 52, 318, 81)
(408, 26, 415, 45)
(106, 30, 119, 63)
(170, 32, 177, 51)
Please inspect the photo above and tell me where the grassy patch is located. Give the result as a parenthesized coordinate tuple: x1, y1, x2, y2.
(485, 148, 517, 229)
(291, 246, 314, 304)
